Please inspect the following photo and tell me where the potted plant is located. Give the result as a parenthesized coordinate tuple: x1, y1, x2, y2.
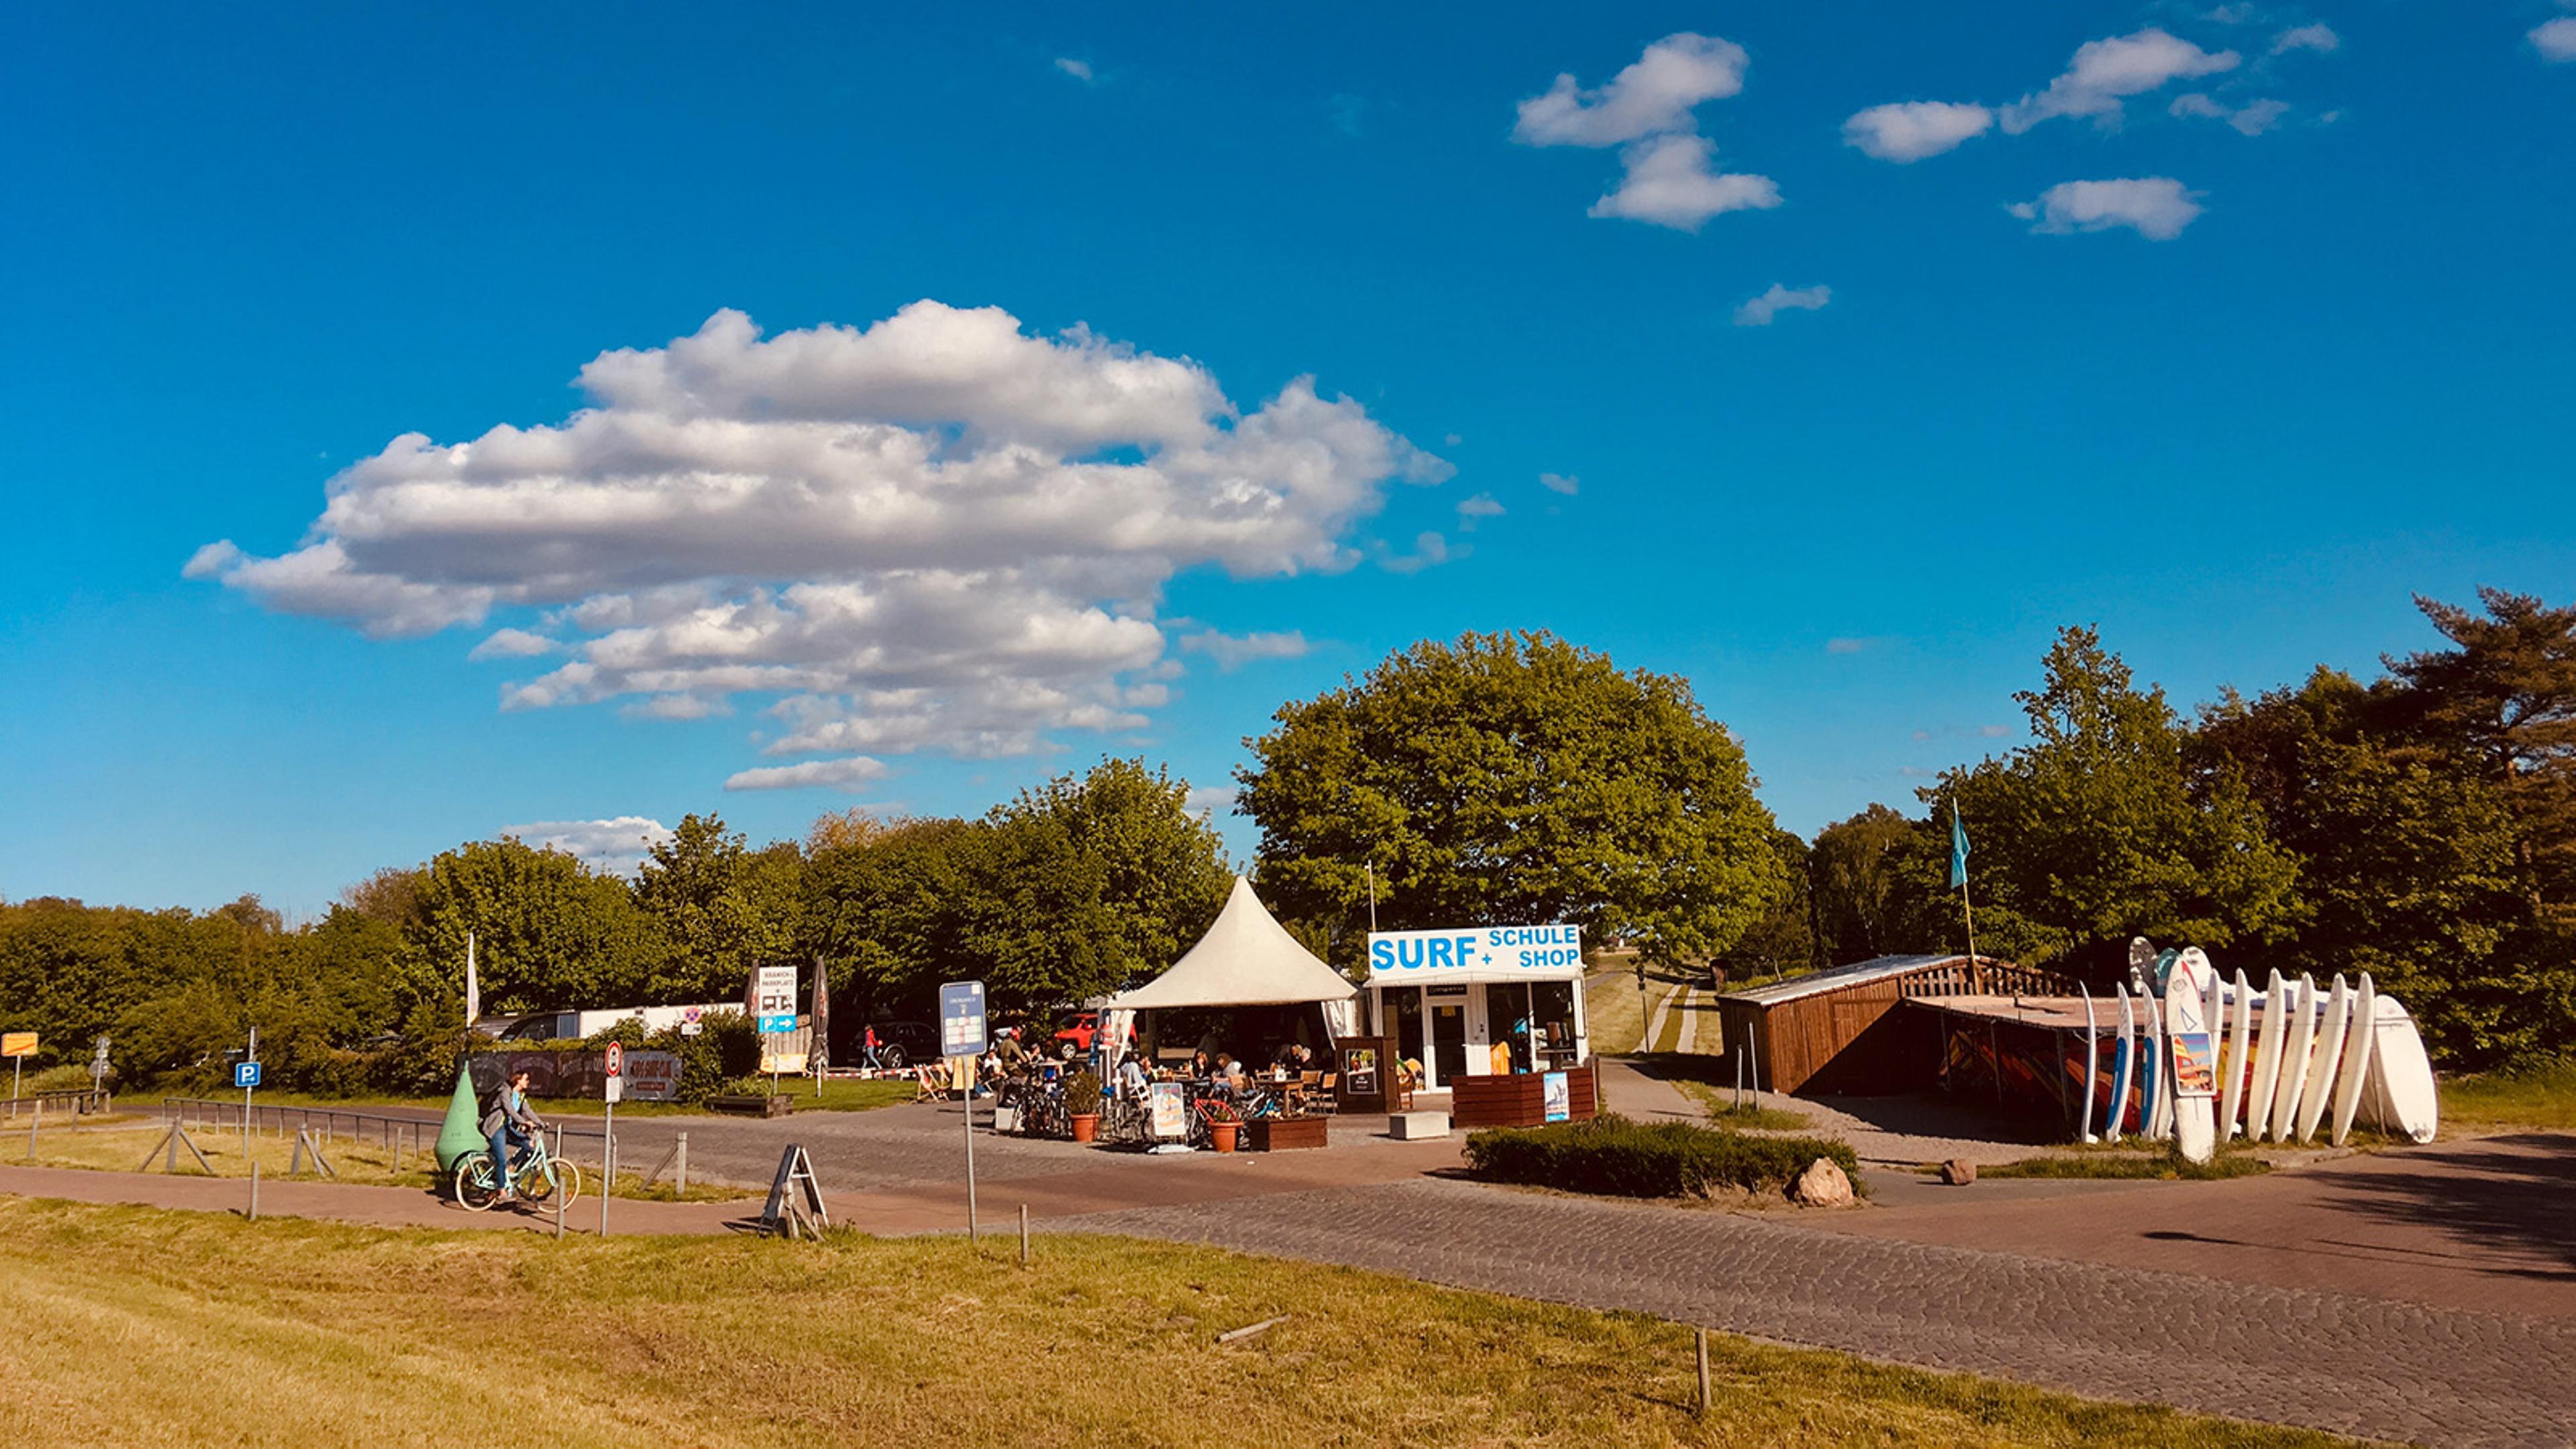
(1065, 1069, 1104, 1143)
(1203, 1099, 1242, 1152)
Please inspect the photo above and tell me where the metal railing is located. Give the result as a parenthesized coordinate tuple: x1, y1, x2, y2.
(160, 1097, 610, 1171)
(3, 1089, 111, 1120)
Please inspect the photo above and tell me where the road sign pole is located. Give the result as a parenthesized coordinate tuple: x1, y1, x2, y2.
(600, 1097, 612, 1238)
(965, 1074, 977, 1244)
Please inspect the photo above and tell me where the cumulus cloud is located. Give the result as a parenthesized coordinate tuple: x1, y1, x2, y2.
(1825, 637, 1872, 655)
(621, 694, 731, 720)
(1454, 492, 1504, 529)
(2270, 24, 2339, 56)
(725, 756, 888, 792)
(1539, 472, 1580, 496)
(1733, 283, 1831, 327)
(2009, 178, 2204, 239)
(191, 302, 1445, 789)
(1179, 629, 1309, 672)
(2001, 28, 2239, 133)
(2536, 17, 2576, 62)
(468, 627, 561, 660)
(1184, 784, 1238, 817)
(1841, 101, 1992, 162)
(1380, 531, 1453, 575)
(1054, 57, 1094, 83)
(1588, 134, 1780, 229)
(1513, 33, 1748, 147)
(2170, 93, 2288, 135)
(498, 816, 674, 877)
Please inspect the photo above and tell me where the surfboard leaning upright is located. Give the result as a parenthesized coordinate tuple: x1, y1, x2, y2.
(2295, 974, 2352, 1143)
(2330, 973, 2377, 1146)
(2246, 969, 2287, 1141)
(2269, 972, 2318, 1142)
(2220, 969, 2253, 1139)
(2079, 985, 2100, 1143)
(2108, 985, 2135, 1143)
(2165, 947, 2218, 1163)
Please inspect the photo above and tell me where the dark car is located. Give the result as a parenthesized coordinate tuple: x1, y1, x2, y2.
(865, 1020, 939, 1069)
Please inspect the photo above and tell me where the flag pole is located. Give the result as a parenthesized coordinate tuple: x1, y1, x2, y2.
(1949, 785, 1980, 971)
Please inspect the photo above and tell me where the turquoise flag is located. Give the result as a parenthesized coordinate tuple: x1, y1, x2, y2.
(1948, 802, 1970, 890)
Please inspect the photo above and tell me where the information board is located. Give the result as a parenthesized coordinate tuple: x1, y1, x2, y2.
(1543, 1070, 1570, 1122)
(938, 980, 988, 1058)
(755, 965, 798, 1035)
(1148, 1081, 1188, 1139)
(0, 1032, 36, 1059)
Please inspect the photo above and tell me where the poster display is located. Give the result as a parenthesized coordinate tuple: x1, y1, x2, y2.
(1543, 1070, 1570, 1122)
(1343, 1046, 1379, 1096)
(1148, 1081, 1188, 1139)
(2169, 1032, 2217, 1098)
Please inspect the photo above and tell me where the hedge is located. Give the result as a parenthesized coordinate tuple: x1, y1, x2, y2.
(1463, 1114, 1862, 1200)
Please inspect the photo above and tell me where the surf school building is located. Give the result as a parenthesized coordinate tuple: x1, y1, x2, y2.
(1359, 924, 1595, 1124)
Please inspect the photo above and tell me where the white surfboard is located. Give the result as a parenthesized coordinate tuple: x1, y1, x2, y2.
(2294, 975, 2351, 1142)
(2220, 969, 2252, 1139)
(2166, 947, 2217, 1163)
(2079, 985, 2100, 1143)
(2361, 987, 2440, 1144)
(2107, 985, 2135, 1143)
(2268, 973, 2318, 1142)
(2245, 969, 2287, 1141)
(2147, 951, 2178, 1139)
(2330, 973, 2377, 1146)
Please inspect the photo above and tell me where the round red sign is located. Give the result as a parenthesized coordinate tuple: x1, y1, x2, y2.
(604, 1042, 624, 1077)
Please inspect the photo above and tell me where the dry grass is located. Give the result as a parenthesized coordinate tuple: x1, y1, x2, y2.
(0, 1196, 2353, 1448)
(2440, 1056, 2576, 1134)
(1582, 967, 1651, 1055)
(17, 1121, 751, 1201)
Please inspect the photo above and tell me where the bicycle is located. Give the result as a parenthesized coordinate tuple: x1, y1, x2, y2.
(451, 1128, 582, 1212)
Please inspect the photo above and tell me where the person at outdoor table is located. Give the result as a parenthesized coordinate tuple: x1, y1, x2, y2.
(1118, 1054, 1147, 1098)
(996, 1027, 1027, 1069)
(1189, 1049, 1212, 1079)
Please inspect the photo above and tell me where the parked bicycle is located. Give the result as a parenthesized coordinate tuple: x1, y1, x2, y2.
(451, 1129, 582, 1212)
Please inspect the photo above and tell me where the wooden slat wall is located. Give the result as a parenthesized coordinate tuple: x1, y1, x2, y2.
(1715, 958, 2072, 1095)
(1450, 1065, 1599, 1128)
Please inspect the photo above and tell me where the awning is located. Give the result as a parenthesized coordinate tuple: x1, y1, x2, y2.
(1105, 876, 1359, 1011)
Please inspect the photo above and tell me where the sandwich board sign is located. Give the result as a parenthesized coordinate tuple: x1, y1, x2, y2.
(755, 965, 798, 1035)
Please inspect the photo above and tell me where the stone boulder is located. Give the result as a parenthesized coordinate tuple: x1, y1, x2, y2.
(1792, 1157, 1855, 1208)
(1939, 1158, 1977, 1186)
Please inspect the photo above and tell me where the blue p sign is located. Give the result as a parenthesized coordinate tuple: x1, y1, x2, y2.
(234, 1061, 262, 1089)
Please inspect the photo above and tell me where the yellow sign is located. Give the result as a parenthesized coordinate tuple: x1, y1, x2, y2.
(0, 1032, 36, 1059)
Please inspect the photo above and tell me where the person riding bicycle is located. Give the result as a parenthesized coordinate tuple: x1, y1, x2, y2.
(478, 1069, 547, 1203)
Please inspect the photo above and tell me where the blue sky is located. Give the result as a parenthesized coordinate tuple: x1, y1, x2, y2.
(4, 3, 2571, 914)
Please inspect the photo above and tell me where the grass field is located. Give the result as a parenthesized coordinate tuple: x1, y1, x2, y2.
(1582, 966, 1652, 1055)
(1982, 1150, 2273, 1182)
(156, 1075, 918, 1118)
(19, 1120, 751, 1201)
(0, 1196, 2353, 1448)
(2440, 1055, 2576, 1134)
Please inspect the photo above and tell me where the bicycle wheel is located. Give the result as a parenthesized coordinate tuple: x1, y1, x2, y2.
(451, 1153, 500, 1212)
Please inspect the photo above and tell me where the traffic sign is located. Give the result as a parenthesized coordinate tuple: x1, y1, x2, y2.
(0, 1032, 35, 1059)
(755, 965, 798, 1034)
(938, 980, 988, 1058)
(604, 1042, 625, 1078)
(234, 1061, 262, 1089)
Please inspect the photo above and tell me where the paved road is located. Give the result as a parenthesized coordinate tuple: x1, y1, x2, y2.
(1067, 1175, 2576, 1448)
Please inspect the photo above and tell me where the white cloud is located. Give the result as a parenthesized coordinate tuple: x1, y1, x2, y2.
(1454, 492, 1505, 529)
(1184, 784, 1238, 817)
(2270, 24, 2339, 56)
(1513, 33, 1748, 147)
(468, 627, 561, 660)
(1841, 101, 1992, 162)
(1054, 57, 1094, 83)
(1979, 724, 2013, 738)
(1588, 134, 1779, 230)
(2535, 17, 2576, 62)
(1825, 637, 1871, 655)
(192, 302, 1444, 783)
(620, 693, 731, 720)
(1539, 472, 1580, 496)
(2008, 178, 2205, 240)
(2170, 92, 2289, 135)
(1381, 531, 1452, 575)
(1733, 283, 1831, 327)
(724, 755, 889, 792)
(1179, 629, 1309, 672)
(498, 816, 674, 877)
(2000, 29, 2239, 133)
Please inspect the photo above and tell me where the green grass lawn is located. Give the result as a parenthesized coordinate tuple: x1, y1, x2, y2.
(0, 1196, 2355, 1448)
(2440, 1055, 2576, 1134)
(1982, 1149, 2273, 1182)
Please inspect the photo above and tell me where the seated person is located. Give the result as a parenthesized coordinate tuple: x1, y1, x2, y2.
(1272, 1041, 1310, 1074)
(1117, 1054, 1148, 1097)
(1188, 1049, 1213, 1079)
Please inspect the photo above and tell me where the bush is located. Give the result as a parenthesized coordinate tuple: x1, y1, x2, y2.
(1463, 1114, 1860, 1200)
(646, 1010, 761, 1105)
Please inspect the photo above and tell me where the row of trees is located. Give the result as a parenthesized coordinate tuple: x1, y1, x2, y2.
(1801, 592, 2575, 1069)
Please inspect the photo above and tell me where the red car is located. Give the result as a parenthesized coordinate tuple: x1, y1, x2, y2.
(1051, 1011, 1099, 1059)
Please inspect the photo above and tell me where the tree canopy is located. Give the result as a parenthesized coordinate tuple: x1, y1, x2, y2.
(1238, 631, 1788, 966)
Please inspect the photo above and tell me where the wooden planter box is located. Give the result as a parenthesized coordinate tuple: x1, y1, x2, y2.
(1450, 1065, 1597, 1129)
(710, 1094, 794, 1118)
(1247, 1116, 1328, 1151)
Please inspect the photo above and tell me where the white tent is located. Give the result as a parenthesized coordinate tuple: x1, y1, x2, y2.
(1106, 876, 1358, 1015)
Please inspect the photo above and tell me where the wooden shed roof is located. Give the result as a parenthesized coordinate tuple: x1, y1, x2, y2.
(1721, 954, 1975, 1007)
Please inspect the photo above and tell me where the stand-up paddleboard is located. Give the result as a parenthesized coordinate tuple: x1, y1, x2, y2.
(2147, 949, 2180, 1139)
(2330, 973, 2377, 1146)
(2220, 969, 2252, 1139)
(2106, 985, 2135, 1143)
(2269, 973, 2318, 1142)
(2079, 985, 2100, 1142)
(2246, 969, 2287, 1140)
(2294, 974, 2352, 1143)
(2361, 986, 2440, 1144)
(2166, 947, 2218, 1163)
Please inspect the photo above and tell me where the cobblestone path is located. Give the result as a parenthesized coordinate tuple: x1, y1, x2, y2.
(1067, 1177, 2576, 1447)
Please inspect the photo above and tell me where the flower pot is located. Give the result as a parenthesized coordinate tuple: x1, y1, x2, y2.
(1210, 1122, 1240, 1153)
(1070, 1113, 1099, 1144)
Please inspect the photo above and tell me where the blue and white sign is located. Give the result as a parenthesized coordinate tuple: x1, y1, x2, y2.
(754, 964, 798, 1034)
(938, 979, 988, 1059)
(1365, 924, 1585, 983)
(233, 1061, 262, 1089)
(1543, 1070, 1570, 1122)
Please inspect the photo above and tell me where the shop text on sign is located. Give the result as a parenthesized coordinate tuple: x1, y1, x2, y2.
(1365, 924, 1584, 980)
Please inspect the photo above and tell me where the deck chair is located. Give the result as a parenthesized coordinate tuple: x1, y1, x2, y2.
(910, 1064, 945, 1104)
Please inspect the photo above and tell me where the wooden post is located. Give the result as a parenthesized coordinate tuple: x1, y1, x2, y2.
(1019, 1203, 1029, 1265)
(248, 1161, 260, 1222)
(1695, 1327, 1711, 1415)
(24, 1098, 36, 1159)
(674, 1132, 688, 1195)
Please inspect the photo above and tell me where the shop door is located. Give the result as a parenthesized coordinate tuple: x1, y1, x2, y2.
(1430, 1000, 1467, 1085)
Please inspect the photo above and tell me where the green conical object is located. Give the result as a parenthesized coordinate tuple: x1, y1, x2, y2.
(435, 1062, 486, 1174)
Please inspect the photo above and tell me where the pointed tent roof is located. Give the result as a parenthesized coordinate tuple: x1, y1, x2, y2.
(1106, 876, 1358, 1010)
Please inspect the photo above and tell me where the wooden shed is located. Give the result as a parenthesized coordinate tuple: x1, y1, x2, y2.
(1713, 955, 2072, 1095)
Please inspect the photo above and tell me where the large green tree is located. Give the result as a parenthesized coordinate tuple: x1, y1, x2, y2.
(1238, 631, 1788, 966)
(1809, 804, 1931, 966)
(407, 837, 665, 1014)
(1941, 627, 2300, 973)
(635, 813, 803, 1001)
